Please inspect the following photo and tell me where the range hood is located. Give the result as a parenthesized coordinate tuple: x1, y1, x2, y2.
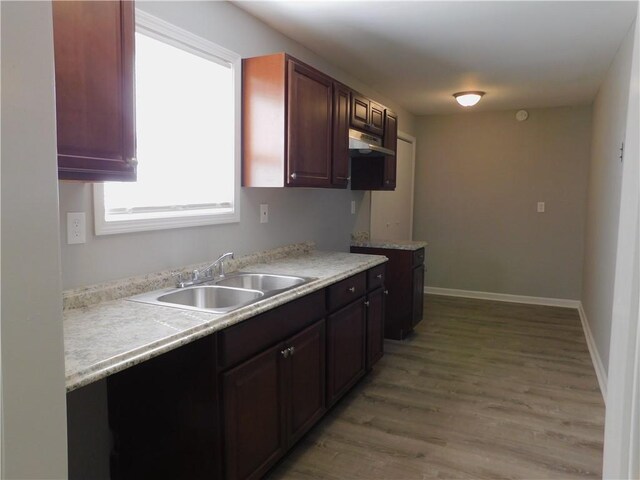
(348, 129, 395, 157)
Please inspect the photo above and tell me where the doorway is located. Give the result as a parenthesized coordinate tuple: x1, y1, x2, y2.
(370, 132, 416, 240)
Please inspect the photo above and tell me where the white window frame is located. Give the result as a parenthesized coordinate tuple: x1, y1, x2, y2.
(94, 10, 241, 235)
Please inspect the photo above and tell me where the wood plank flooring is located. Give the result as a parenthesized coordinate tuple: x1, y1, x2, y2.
(269, 294, 605, 479)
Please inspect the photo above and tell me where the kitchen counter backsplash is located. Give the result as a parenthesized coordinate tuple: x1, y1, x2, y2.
(63, 241, 315, 310)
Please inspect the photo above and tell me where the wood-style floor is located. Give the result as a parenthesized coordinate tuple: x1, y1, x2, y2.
(269, 294, 605, 479)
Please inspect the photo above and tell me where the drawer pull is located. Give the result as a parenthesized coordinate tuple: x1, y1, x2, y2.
(347, 286, 355, 293)
(281, 349, 290, 358)
(288, 346, 295, 356)
(384, 289, 389, 295)
(376, 274, 383, 279)
(364, 300, 370, 307)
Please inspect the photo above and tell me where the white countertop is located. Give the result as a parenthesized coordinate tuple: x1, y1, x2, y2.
(64, 250, 387, 392)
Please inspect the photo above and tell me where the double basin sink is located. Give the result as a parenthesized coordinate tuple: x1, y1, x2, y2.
(129, 273, 315, 314)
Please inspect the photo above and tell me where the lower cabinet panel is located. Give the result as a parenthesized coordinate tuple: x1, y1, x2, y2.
(366, 287, 385, 369)
(327, 300, 366, 406)
(107, 335, 218, 480)
(223, 344, 286, 480)
(287, 320, 326, 444)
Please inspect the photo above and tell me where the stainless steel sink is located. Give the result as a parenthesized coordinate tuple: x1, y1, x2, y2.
(130, 285, 263, 313)
(128, 272, 315, 314)
(214, 273, 308, 292)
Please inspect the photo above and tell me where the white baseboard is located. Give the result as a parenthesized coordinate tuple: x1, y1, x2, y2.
(424, 286, 580, 308)
(424, 286, 607, 403)
(577, 303, 608, 403)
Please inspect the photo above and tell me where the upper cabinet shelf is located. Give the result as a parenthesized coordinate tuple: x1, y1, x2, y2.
(242, 52, 397, 191)
(52, 0, 137, 182)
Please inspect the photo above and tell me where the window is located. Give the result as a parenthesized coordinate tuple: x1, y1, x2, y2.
(94, 11, 241, 235)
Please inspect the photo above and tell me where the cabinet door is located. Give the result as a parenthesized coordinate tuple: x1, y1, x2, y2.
(332, 83, 350, 187)
(287, 60, 332, 187)
(52, 0, 136, 181)
(327, 300, 367, 406)
(412, 265, 425, 328)
(369, 101, 385, 136)
(286, 320, 326, 445)
(382, 110, 398, 190)
(350, 92, 370, 131)
(366, 287, 385, 370)
(223, 343, 286, 480)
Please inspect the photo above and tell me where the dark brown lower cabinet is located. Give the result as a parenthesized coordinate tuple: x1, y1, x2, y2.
(107, 335, 219, 480)
(222, 320, 326, 480)
(77, 266, 387, 480)
(223, 343, 286, 480)
(366, 287, 385, 370)
(412, 264, 425, 328)
(327, 300, 366, 406)
(351, 246, 426, 340)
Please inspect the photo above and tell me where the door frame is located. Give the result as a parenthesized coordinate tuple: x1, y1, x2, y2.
(603, 16, 639, 478)
(369, 130, 416, 238)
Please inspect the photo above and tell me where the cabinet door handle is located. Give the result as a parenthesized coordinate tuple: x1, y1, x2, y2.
(290, 173, 297, 180)
(376, 274, 383, 279)
(126, 157, 138, 167)
(288, 346, 295, 356)
(347, 286, 355, 293)
(281, 349, 289, 358)
(384, 289, 389, 295)
(364, 300, 370, 307)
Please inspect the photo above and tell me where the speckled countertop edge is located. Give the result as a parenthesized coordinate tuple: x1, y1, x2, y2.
(350, 239, 428, 251)
(64, 249, 387, 392)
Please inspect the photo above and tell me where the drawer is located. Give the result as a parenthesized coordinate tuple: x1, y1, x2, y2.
(413, 248, 425, 267)
(367, 264, 386, 291)
(327, 272, 366, 311)
(218, 289, 325, 370)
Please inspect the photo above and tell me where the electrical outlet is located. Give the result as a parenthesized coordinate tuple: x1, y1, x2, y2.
(351, 200, 356, 215)
(260, 204, 269, 223)
(67, 212, 86, 244)
(537, 202, 545, 213)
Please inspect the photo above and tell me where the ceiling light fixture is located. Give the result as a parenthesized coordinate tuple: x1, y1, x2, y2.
(453, 91, 485, 107)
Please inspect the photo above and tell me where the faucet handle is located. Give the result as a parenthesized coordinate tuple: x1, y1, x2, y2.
(171, 271, 185, 286)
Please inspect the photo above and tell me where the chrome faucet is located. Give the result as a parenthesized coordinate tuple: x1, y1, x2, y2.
(202, 252, 235, 279)
(173, 252, 235, 288)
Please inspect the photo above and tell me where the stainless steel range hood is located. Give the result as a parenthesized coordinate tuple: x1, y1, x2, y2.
(348, 129, 395, 157)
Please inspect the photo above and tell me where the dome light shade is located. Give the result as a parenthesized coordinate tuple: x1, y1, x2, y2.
(453, 91, 485, 107)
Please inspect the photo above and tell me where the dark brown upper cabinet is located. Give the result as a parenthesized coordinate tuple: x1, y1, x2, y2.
(287, 59, 333, 187)
(52, 0, 137, 182)
(331, 82, 351, 187)
(350, 92, 385, 137)
(382, 110, 398, 190)
(243, 53, 350, 188)
(350, 109, 398, 191)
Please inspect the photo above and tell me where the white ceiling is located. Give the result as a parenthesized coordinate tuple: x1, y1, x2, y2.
(234, 1, 637, 115)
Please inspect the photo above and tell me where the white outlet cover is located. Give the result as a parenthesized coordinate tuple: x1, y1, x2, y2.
(67, 212, 86, 244)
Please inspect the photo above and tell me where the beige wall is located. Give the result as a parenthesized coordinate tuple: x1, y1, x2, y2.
(1, 2, 68, 477)
(59, 0, 416, 289)
(582, 21, 636, 374)
(413, 106, 592, 300)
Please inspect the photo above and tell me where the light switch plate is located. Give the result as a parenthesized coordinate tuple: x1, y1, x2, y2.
(537, 202, 545, 213)
(351, 200, 356, 215)
(260, 204, 269, 223)
(67, 212, 86, 244)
